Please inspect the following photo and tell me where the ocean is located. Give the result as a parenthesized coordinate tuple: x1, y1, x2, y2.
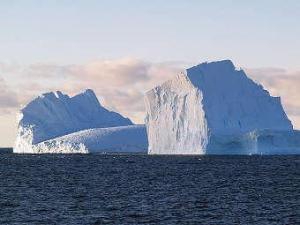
(0, 151, 299, 224)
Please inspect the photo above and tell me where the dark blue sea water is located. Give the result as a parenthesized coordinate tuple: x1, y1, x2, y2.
(0, 152, 299, 225)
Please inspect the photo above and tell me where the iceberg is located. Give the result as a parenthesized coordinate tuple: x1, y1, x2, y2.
(14, 89, 147, 153)
(145, 60, 300, 155)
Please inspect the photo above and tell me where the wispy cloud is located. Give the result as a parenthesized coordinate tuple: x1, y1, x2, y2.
(62, 58, 184, 122)
(0, 77, 19, 114)
(0, 58, 184, 123)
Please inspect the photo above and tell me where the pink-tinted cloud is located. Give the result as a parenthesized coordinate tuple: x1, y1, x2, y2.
(0, 59, 299, 129)
(0, 58, 183, 123)
(61, 58, 183, 122)
(0, 76, 19, 114)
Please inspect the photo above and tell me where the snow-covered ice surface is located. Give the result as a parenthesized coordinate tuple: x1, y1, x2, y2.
(15, 125, 147, 154)
(48, 125, 147, 153)
(145, 60, 299, 155)
(14, 89, 147, 154)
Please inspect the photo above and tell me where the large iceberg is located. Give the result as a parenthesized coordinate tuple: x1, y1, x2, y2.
(14, 89, 147, 153)
(145, 60, 300, 155)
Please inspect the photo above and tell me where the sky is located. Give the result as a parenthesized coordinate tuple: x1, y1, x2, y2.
(0, 0, 299, 146)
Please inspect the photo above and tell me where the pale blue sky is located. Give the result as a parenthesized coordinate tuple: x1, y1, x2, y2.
(0, 0, 299, 69)
(0, 0, 300, 147)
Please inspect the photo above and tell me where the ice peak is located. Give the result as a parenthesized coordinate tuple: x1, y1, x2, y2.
(54, 91, 65, 98)
(39, 91, 68, 100)
(38, 89, 97, 102)
(202, 59, 234, 67)
(73, 89, 97, 99)
(72, 89, 101, 108)
(82, 88, 96, 96)
(187, 60, 236, 77)
(83, 89, 99, 102)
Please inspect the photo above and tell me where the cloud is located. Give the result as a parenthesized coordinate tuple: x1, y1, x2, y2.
(61, 58, 183, 122)
(0, 62, 21, 74)
(67, 58, 151, 86)
(0, 59, 299, 129)
(0, 58, 184, 123)
(0, 76, 19, 114)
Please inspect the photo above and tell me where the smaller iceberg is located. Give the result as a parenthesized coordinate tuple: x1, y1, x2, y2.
(14, 89, 148, 153)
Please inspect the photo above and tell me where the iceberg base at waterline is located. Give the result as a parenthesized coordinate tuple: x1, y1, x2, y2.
(13, 89, 148, 154)
(13, 125, 300, 155)
(206, 129, 300, 155)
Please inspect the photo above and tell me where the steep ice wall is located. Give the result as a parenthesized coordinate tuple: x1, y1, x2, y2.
(145, 60, 295, 155)
(14, 89, 134, 153)
(145, 73, 209, 154)
(187, 60, 292, 134)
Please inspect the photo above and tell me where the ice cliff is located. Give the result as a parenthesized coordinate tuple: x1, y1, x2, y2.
(14, 89, 147, 153)
(145, 60, 299, 155)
